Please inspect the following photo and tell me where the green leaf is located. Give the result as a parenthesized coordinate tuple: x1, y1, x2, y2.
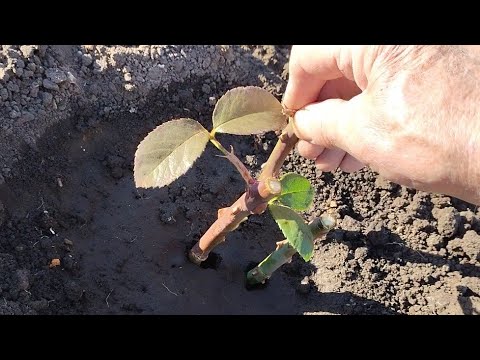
(134, 118, 210, 188)
(275, 173, 314, 211)
(212, 86, 287, 135)
(269, 204, 314, 261)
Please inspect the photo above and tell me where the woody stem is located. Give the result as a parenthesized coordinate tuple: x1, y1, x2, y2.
(188, 120, 298, 266)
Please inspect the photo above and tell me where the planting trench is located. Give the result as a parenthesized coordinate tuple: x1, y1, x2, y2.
(1, 45, 479, 314)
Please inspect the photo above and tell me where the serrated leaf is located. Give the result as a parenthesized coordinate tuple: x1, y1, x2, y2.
(269, 204, 314, 261)
(212, 86, 287, 135)
(275, 173, 314, 211)
(134, 118, 210, 188)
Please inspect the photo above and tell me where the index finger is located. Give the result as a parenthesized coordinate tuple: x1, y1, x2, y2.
(282, 45, 347, 111)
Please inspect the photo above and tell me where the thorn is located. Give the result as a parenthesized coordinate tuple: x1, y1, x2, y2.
(279, 132, 288, 142)
(231, 206, 240, 215)
(282, 107, 297, 118)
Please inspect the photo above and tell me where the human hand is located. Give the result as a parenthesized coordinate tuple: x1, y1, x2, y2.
(283, 45, 480, 205)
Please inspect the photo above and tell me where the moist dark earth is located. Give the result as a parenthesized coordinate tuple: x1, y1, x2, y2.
(1, 45, 479, 315)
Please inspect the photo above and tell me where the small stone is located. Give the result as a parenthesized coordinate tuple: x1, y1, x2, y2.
(45, 69, 67, 83)
(159, 204, 178, 224)
(7, 82, 19, 92)
(13, 67, 23, 77)
(147, 66, 163, 80)
(296, 276, 311, 294)
(460, 210, 475, 223)
(42, 79, 59, 91)
(202, 83, 211, 94)
(19, 45, 37, 58)
(23, 70, 34, 78)
(42, 92, 53, 106)
(392, 197, 408, 210)
(354, 247, 369, 260)
(14, 59, 25, 69)
(82, 53, 93, 66)
(208, 96, 216, 105)
(10, 110, 20, 119)
(49, 258, 61, 268)
(341, 215, 361, 232)
(447, 230, 480, 261)
(407, 296, 417, 306)
(432, 206, 460, 238)
(375, 176, 394, 191)
(30, 84, 39, 98)
(2, 168, 11, 177)
(245, 155, 256, 165)
(0, 88, 8, 100)
(15, 245, 24, 252)
(20, 112, 35, 123)
(124, 72, 132, 82)
(426, 234, 443, 248)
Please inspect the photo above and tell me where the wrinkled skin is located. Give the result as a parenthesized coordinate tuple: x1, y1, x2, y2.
(283, 45, 480, 205)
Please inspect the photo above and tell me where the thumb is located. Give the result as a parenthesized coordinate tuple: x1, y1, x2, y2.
(292, 95, 367, 153)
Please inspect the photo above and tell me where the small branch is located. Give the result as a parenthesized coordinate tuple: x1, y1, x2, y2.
(188, 178, 281, 265)
(189, 119, 298, 267)
(258, 121, 298, 181)
(246, 214, 337, 285)
(210, 137, 255, 185)
(308, 214, 337, 239)
(247, 240, 297, 285)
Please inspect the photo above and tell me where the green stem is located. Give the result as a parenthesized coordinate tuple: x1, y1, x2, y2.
(247, 240, 296, 285)
(246, 213, 336, 285)
(209, 137, 229, 156)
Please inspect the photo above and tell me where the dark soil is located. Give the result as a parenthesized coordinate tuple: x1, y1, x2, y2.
(1, 45, 479, 315)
